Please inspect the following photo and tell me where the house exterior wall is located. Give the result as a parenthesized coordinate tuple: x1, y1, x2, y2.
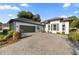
(45, 24, 49, 32)
(63, 22, 69, 34)
(14, 21, 42, 32)
(50, 21, 60, 33)
(45, 20, 69, 34)
(9, 22, 16, 30)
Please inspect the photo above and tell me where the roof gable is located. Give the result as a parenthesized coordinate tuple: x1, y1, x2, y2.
(8, 18, 43, 25)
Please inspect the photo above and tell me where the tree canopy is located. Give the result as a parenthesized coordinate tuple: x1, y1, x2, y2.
(32, 14, 41, 22)
(69, 16, 79, 28)
(17, 11, 41, 22)
(0, 22, 2, 24)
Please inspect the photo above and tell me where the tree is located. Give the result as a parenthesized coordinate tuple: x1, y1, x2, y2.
(0, 22, 2, 24)
(32, 14, 41, 22)
(26, 11, 33, 19)
(69, 16, 79, 28)
(17, 11, 28, 18)
(17, 11, 41, 22)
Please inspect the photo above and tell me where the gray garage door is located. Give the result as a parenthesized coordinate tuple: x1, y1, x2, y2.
(20, 25, 35, 33)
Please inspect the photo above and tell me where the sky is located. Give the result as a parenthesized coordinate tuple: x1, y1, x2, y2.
(0, 3, 79, 23)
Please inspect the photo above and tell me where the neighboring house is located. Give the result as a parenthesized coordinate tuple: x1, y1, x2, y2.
(43, 17, 72, 34)
(8, 18, 44, 33)
(2, 23, 9, 30)
(0, 23, 9, 32)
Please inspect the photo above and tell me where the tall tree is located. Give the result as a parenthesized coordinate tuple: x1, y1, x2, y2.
(32, 14, 41, 22)
(17, 11, 28, 18)
(69, 16, 79, 28)
(0, 22, 2, 24)
(26, 11, 33, 19)
(17, 11, 41, 22)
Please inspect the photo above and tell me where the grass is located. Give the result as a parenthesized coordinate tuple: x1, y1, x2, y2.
(0, 30, 15, 41)
(68, 30, 79, 42)
(0, 31, 21, 48)
(0, 32, 4, 41)
(0, 35, 4, 41)
(0, 32, 3, 35)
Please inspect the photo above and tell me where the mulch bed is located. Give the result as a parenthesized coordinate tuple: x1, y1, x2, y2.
(0, 37, 20, 48)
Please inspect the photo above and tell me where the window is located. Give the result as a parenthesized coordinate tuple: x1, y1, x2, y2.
(51, 24, 53, 31)
(57, 24, 59, 31)
(62, 24, 65, 31)
(37, 26, 40, 30)
(49, 24, 59, 31)
(53, 24, 56, 30)
(48, 25, 50, 30)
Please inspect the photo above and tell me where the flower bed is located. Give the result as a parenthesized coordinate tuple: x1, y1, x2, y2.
(0, 30, 21, 48)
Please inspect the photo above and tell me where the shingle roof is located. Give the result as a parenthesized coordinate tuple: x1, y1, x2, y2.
(9, 18, 44, 25)
(42, 17, 72, 23)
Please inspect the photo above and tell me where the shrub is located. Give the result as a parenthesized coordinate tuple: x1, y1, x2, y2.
(13, 32, 21, 41)
(41, 29, 46, 33)
(0, 32, 3, 35)
(3, 29, 8, 35)
(69, 28, 77, 32)
(68, 31, 79, 42)
(62, 32, 65, 34)
(8, 30, 15, 37)
(0, 35, 4, 41)
(57, 32, 60, 34)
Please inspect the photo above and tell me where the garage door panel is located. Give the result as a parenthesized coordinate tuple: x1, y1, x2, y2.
(20, 25, 35, 33)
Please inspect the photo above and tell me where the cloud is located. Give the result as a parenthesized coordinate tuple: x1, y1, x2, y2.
(69, 15, 73, 17)
(20, 3, 30, 7)
(60, 15, 67, 18)
(73, 11, 79, 14)
(63, 3, 71, 8)
(0, 5, 20, 11)
(8, 14, 14, 17)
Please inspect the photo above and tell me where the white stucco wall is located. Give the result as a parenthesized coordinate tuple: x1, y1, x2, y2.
(45, 20, 69, 34)
(14, 22, 42, 32)
(63, 22, 69, 34)
(59, 22, 69, 34)
(45, 24, 49, 32)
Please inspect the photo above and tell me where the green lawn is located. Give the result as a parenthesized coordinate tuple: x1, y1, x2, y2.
(0, 32, 4, 41)
(68, 29, 79, 42)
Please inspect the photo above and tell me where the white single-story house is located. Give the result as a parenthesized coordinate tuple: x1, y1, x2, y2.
(43, 17, 72, 34)
(8, 17, 72, 34)
(8, 18, 44, 33)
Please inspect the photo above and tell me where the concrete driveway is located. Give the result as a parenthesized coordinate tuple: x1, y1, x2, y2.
(0, 32, 74, 55)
